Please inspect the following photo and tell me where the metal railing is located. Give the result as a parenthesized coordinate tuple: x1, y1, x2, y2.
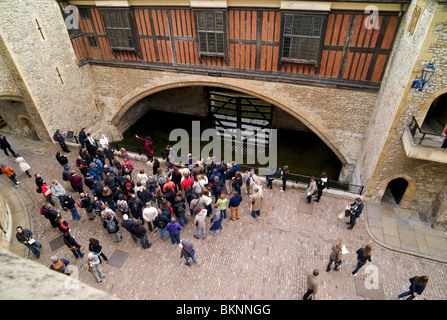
(409, 116, 446, 148)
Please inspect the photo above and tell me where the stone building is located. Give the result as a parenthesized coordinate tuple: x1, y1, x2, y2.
(0, 0, 446, 228)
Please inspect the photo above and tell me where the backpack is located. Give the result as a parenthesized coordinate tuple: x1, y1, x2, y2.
(157, 218, 167, 229)
(125, 182, 133, 192)
(123, 164, 131, 174)
(106, 218, 117, 233)
(157, 175, 166, 186)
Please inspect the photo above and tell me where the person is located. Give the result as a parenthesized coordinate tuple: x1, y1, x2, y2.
(167, 218, 182, 245)
(303, 269, 320, 300)
(180, 240, 197, 266)
(104, 213, 122, 242)
(441, 128, 447, 148)
(228, 191, 243, 221)
(398, 276, 429, 300)
(306, 177, 317, 204)
(49, 256, 71, 275)
(210, 204, 222, 236)
(347, 198, 364, 230)
(211, 176, 224, 201)
(154, 210, 169, 240)
(103, 144, 115, 167)
(15, 154, 31, 178)
(99, 134, 109, 149)
(86, 133, 97, 157)
(244, 169, 257, 195)
(50, 179, 67, 209)
(55, 213, 70, 233)
(0, 164, 19, 187)
(143, 204, 159, 232)
(280, 165, 289, 192)
(121, 214, 138, 243)
(0, 135, 17, 157)
(63, 194, 81, 220)
(15, 226, 42, 258)
(216, 193, 228, 220)
(135, 135, 154, 162)
(88, 238, 108, 263)
(189, 193, 206, 217)
(40, 203, 59, 228)
(231, 171, 243, 195)
(132, 220, 152, 249)
(326, 241, 344, 272)
(265, 168, 280, 189)
(201, 188, 212, 217)
(128, 193, 144, 223)
(223, 164, 235, 194)
(41, 181, 55, 206)
(351, 244, 372, 277)
(173, 197, 188, 226)
(193, 208, 207, 240)
(152, 157, 160, 176)
(136, 169, 148, 187)
(122, 158, 134, 177)
(56, 151, 69, 167)
(69, 170, 84, 194)
(79, 192, 95, 220)
(87, 252, 105, 283)
(78, 128, 88, 149)
(191, 162, 203, 182)
(250, 186, 264, 218)
(102, 186, 116, 212)
(63, 232, 84, 259)
(53, 129, 70, 153)
(314, 172, 328, 202)
(192, 174, 208, 196)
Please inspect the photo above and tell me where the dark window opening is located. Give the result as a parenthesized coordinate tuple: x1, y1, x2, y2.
(382, 178, 408, 206)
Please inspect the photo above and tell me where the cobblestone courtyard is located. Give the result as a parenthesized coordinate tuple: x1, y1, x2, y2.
(1, 134, 446, 300)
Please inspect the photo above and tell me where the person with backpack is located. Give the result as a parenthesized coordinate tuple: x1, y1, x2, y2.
(244, 169, 257, 195)
(154, 210, 169, 240)
(122, 158, 134, 178)
(0, 164, 19, 187)
(146, 175, 158, 195)
(211, 176, 224, 201)
(155, 167, 167, 190)
(121, 214, 138, 243)
(103, 213, 122, 242)
(128, 193, 144, 223)
(173, 196, 188, 226)
(49, 256, 71, 275)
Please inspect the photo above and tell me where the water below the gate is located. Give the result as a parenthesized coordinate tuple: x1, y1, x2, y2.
(115, 109, 342, 180)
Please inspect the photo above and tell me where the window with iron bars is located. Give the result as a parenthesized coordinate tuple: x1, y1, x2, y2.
(101, 9, 136, 52)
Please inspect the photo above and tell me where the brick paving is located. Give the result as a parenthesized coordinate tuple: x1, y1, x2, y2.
(1, 135, 447, 300)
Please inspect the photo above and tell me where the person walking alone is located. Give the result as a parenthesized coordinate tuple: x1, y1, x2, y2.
(302, 269, 320, 300)
(326, 241, 344, 272)
(0, 135, 17, 157)
(351, 244, 372, 277)
(397, 275, 429, 300)
(180, 240, 197, 267)
(280, 165, 289, 192)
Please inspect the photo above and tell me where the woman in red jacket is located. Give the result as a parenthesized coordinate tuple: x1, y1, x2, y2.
(41, 181, 56, 206)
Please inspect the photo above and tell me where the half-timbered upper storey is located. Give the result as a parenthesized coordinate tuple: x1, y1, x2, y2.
(59, 0, 410, 89)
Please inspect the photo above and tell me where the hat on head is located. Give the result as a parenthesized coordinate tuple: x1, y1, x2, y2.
(123, 214, 129, 220)
(51, 256, 58, 262)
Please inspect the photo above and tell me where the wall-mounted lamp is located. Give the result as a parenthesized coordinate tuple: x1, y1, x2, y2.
(411, 61, 435, 92)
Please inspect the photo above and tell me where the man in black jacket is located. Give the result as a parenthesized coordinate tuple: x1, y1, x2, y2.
(78, 128, 87, 149)
(131, 220, 151, 249)
(347, 198, 364, 230)
(128, 193, 144, 223)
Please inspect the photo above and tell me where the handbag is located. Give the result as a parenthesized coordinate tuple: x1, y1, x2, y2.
(345, 209, 351, 217)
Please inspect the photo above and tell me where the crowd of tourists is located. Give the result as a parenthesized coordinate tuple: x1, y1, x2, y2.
(0, 131, 429, 298)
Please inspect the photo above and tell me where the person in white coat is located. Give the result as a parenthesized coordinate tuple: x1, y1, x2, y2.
(99, 134, 109, 149)
(15, 154, 31, 177)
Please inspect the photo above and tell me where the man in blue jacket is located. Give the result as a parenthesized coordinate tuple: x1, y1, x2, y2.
(228, 191, 242, 221)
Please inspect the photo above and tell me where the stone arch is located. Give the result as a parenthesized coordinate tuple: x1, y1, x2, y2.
(111, 79, 349, 167)
(379, 174, 416, 208)
(17, 115, 40, 141)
